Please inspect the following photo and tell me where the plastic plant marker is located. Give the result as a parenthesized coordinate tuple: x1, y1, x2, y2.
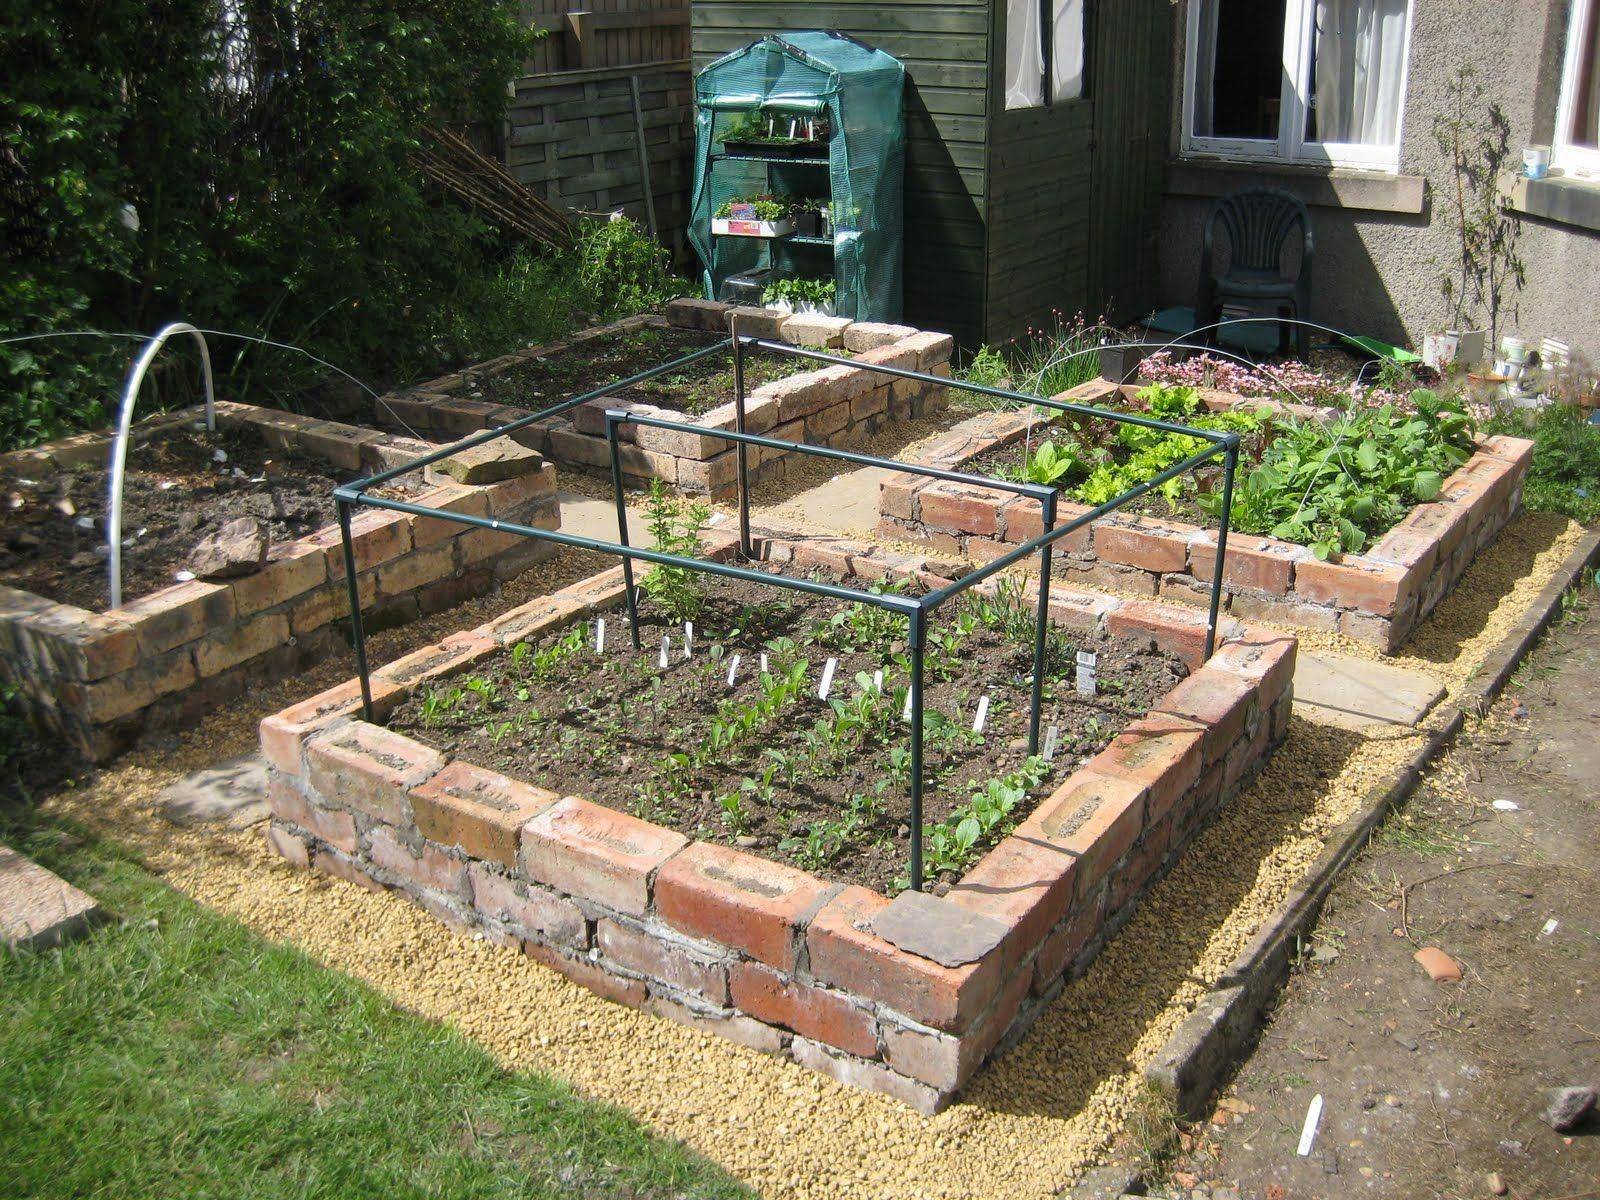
(872, 669, 883, 693)
(684, 622, 694, 659)
(1076, 650, 1098, 697)
(760, 653, 769, 675)
(972, 694, 990, 733)
(1043, 724, 1060, 762)
(818, 657, 838, 700)
(726, 653, 741, 687)
(1296, 1094, 1324, 1157)
(659, 635, 670, 669)
(595, 618, 606, 654)
(902, 688, 914, 722)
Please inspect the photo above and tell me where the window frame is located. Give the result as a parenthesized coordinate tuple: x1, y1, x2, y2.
(1554, 0, 1600, 178)
(1180, 0, 1414, 172)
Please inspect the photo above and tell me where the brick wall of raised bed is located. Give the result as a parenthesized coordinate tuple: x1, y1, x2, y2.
(374, 300, 954, 499)
(0, 402, 558, 762)
(259, 526, 1295, 1111)
(877, 380, 1536, 652)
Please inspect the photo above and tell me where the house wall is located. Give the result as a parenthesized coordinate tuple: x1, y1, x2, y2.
(1158, 0, 1600, 363)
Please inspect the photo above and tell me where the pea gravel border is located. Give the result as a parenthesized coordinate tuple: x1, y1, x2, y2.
(1136, 522, 1600, 1129)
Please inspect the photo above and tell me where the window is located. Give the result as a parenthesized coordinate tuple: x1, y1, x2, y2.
(1183, 0, 1413, 169)
(1555, 0, 1600, 178)
(1005, 0, 1085, 110)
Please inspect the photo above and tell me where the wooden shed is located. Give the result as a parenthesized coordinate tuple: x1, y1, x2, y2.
(690, 0, 1172, 346)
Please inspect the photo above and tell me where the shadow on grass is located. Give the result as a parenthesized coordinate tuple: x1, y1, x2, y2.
(958, 713, 1370, 1122)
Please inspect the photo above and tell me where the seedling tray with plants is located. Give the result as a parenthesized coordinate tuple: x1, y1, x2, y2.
(0, 401, 558, 760)
(880, 379, 1535, 651)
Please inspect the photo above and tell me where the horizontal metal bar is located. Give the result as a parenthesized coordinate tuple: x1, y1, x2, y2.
(922, 439, 1234, 608)
(355, 337, 735, 489)
(610, 409, 1055, 503)
(745, 338, 1232, 444)
(331, 491, 924, 615)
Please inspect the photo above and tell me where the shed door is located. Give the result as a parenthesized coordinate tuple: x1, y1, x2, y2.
(1087, 0, 1169, 321)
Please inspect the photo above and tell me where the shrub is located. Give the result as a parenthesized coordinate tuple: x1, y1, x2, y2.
(1484, 404, 1600, 525)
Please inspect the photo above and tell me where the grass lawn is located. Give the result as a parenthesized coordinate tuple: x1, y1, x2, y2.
(0, 813, 751, 1200)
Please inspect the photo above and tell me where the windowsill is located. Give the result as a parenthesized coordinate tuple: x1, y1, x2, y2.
(1504, 173, 1600, 234)
(1164, 157, 1425, 214)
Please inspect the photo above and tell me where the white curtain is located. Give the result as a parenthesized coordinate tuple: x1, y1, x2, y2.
(1005, 0, 1045, 109)
(1192, 0, 1221, 136)
(1052, 0, 1085, 101)
(1572, 0, 1600, 147)
(1312, 0, 1408, 145)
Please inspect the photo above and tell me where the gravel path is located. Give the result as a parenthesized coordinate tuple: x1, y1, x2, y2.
(37, 512, 1588, 1200)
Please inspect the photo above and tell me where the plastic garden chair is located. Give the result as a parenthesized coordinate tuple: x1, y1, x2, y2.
(1195, 187, 1314, 359)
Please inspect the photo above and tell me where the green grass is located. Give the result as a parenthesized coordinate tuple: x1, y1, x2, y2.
(0, 819, 751, 1200)
(1484, 403, 1600, 526)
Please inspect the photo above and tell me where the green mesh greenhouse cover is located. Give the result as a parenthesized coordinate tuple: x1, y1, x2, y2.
(689, 31, 904, 322)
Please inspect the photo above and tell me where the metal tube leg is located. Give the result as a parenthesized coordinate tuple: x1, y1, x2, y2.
(337, 498, 374, 722)
(732, 316, 753, 559)
(606, 413, 643, 648)
(1205, 438, 1240, 660)
(908, 607, 927, 893)
(1028, 492, 1058, 756)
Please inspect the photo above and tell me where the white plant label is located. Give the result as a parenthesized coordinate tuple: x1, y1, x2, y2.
(658, 635, 670, 669)
(1076, 650, 1098, 697)
(760, 652, 769, 675)
(726, 654, 741, 687)
(1043, 723, 1060, 761)
(972, 694, 990, 733)
(1491, 799, 1519, 811)
(872, 669, 883, 693)
(683, 622, 694, 658)
(902, 688, 914, 722)
(1296, 1093, 1323, 1157)
(594, 618, 606, 654)
(818, 657, 838, 700)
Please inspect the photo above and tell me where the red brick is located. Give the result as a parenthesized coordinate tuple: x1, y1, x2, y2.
(996, 496, 1090, 553)
(805, 886, 1001, 1032)
(304, 721, 444, 825)
(1188, 536, 1298, 596)
(917, 482, 1002, 537)
(265, 823, 310, 868)
(1092, 712, 1205, 826)
(411, 760, 558, 867)
(1095, 522, 1190, 575)
(259, 676, 404, 774)
(310, 846, 385, 892)
(374, 632, 496, 690)
(519, 797, 686, 917)
(654, 841, 832, 973)
(1034, 892, 1106, 991)
(1292, 557, 1409, 617)
(597, 918, 729, 1005)
(369, 825, 468, 896)
(1153, 666, 1261, 767)
(1383, 502, 1471, 565)
(1106, 600, 1217, 667)
(729, 961, 878, 1058)
(883, 963, 1031, 1091)
(946, 836, 1077, 974)
(468, 861, 586, 946)
(1043, 585, 1119, 633)
(1210, 630, 1297, 706)
(522, 939, 648, 1008)
(1014, 770, 1147, 902)
(267, 777, 357, 853)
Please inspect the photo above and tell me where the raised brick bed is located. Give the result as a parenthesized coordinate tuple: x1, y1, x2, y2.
(876, 380, 1536, 652)
(0, 402, 558, 762)
(375, 300, 953, 499)
(260, 526, 1295, 1111)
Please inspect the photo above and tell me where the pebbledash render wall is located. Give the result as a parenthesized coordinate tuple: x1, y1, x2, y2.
(0, 402, 558, 762)
(877, 379, 1535, 653)
(374, 299, 953, 499)
(259, 523, 1296, 1111)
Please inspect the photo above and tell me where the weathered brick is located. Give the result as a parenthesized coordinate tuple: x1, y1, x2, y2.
(1188, 535, 1298, 596)
(729, 960, 878, 1058)
(310, 846, 385, 892)
(849, 340, 920, 373)
(1292, 557, 1409, 616)
(296, 421, 384, 470)
(1014, 770, 1147, 902)
(410, 483, 491, 547)
(374, 541, 456, 599)
(373, 631, 496, 690)
(310, 508, 413, 580)
(1210, 630, 1297, 706)
(779, 312, 851, 348)
(369, 825, 467, 896)
(665, 296, 730, 331)
(805, 400, 851, 441)
(643, 990, 788, 1055)
(1091, 712, 1205, 826)
(304, 721, 444, 825)
(193, 611, 289, 677)
(998, 497, 1089, 552)
(883, 964, 1031, 1092)
(16, 605, 139, 680)
(520, 797, 686, 917)
(467, 861, 585, 946)
(109, 580, 235, 656)
(267, 776, 357, 853)
(842, 321, 918, 352)
(1034, 891, 1105, 991)
(789, 1037, 941, 1115)
(56, 648, 195, 724)
(899, 330, 956, 369)
(1106, 600, 1218, 667)
(522, 938, 648, 1007)
(411, 759, 557, 867)
(723, 305, 785, 339)
(230, 540, 327, 616)
(946, 835, 1077, 973)
(266, 822, 311, 868)
(598, 917, 729, 1004)
(259, 676, 404, 774)
(288, 575, 374, 637)
(654, 841, 832, 973)
(434, 437, 543, 485)
(1095, 522, 1190, 575)
(806, 885, 1001, 1032)
(917, 482, 1002, 536)
(1154, 666, 1261, 767)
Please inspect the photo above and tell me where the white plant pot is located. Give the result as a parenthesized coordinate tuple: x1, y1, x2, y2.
(765, 298, 795, 315)
(712, 216, 794, 239)
(797, 300, 836, 317)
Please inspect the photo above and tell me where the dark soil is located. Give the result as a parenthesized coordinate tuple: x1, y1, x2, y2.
(389, 566, 1188, 893)
(473, 325, 817, 417)
(1162, 607, 1600, 1200)
(0, 426, 412, 611)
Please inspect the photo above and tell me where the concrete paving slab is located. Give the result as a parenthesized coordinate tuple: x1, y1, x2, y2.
(156, 752, 269, 828)
(557, 492, 651, 545)
(1, 843, 102, 951)
(1293, 651, 1447, 730)
(763, 466, 889, 537)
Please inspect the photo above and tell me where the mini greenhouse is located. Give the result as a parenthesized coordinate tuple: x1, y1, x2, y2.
(687, 31, 905, 323)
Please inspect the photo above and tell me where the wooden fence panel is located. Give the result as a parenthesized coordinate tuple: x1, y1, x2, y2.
(516, 0, 690, 72)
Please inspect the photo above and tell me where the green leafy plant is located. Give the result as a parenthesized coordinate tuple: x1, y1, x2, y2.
(913, 757, 1050, 880)
(638, 479, 712, 623)
(761, 277, 836, 307)
(714, 194, 794, 221)
(1006, 438, 1084, 487)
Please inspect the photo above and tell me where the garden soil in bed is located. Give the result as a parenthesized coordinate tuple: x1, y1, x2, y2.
(0, 426, 418, 611)
(389, 567, 1187, 893)
(474, 325, 817, 417)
